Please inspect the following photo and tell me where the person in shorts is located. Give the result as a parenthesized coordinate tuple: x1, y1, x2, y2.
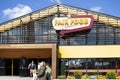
(28, 61, 36, 77)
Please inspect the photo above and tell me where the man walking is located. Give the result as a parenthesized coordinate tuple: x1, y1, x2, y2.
(28, 61, 36, 77)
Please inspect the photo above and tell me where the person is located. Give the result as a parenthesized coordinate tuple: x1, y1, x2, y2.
(46, 64, 52, 80)
(37, 61, 46, 80)
(20, 57, 28, 69)
(28, 61, 36, 77)
(33, 71, 37, 80)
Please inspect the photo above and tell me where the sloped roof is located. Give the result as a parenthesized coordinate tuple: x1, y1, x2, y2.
(0, 4, 120, 33)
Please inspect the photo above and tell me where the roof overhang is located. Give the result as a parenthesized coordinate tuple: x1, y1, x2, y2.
(0, 4, 120, 33)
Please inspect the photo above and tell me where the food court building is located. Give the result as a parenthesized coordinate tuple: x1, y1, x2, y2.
(0, 4, 120, 78)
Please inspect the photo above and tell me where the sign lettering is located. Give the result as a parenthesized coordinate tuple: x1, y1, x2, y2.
(52, 15, 94, 36)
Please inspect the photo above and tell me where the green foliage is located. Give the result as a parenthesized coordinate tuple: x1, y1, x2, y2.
(106, 72, 117, 79)
(67, 76, 75, 79)
(82, 74, 89, 79)
(74, 71, 82, 79)
(57, 75, 66, 79)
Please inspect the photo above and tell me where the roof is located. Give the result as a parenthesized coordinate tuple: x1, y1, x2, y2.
(0, 4, 120, 33)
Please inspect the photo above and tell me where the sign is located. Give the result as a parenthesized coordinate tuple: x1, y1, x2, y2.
(52, 14, 94, 36)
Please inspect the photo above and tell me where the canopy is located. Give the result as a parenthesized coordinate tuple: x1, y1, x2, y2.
(59, 45, 120, 58)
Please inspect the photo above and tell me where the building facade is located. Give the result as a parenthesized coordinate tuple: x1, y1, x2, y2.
(0, 4, 120, 78)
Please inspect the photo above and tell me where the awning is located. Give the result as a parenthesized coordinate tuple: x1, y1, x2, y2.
(59, 45, 120, 58)
(0, 44, 55, 58)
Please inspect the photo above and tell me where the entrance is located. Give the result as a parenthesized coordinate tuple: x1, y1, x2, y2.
(5, 59, 20, 76)
(0, 44, 57, 78)
(5, 59, 12, 75)
(4, 58, 52, 76)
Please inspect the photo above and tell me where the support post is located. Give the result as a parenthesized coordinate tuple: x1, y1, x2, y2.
(12, 58, 13, 76)
(52, 44, 57, 78)
(115, 58, 118, 73)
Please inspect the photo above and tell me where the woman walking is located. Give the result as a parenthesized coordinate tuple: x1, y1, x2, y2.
(37, 61, 46, 80)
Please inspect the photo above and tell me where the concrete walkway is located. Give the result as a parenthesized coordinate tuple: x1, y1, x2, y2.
(0, 76, 66, 80)
(0, 76, 33, 80)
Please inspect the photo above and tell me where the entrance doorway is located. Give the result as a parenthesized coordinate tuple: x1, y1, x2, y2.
(4, 58, 52, 76)
(5, 59, 20, 76)
(0, 44, 57, 78)
(13, 59, 20, 75)
(5, 59, 11, 75)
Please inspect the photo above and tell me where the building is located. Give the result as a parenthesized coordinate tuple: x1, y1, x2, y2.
(0, 4, 120, 78)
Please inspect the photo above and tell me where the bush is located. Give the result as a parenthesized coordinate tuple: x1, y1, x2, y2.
(97, 75, 106, 79)
(106, 72, 117, 79)
(57, 75, 66, 79)
(117, 72, 120, 76)
(82, 74, 89, 79)
(74, 71, 82, 79)
(116, 76, 120, 79)
(67, 76, 75, 79)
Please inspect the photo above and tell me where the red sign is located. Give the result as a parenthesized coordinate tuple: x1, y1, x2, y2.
(52, 14, 94, 36)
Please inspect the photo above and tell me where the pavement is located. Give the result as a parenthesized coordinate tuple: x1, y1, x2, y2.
(0, 76, 67, 80)
(0, 76, 33, 80)
(0, 76, 60, 80)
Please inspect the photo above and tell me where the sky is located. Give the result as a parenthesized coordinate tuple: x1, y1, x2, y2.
(0, 0, 120, 24)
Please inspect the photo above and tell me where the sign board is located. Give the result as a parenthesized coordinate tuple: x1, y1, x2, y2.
(52, 15, 94, 36)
